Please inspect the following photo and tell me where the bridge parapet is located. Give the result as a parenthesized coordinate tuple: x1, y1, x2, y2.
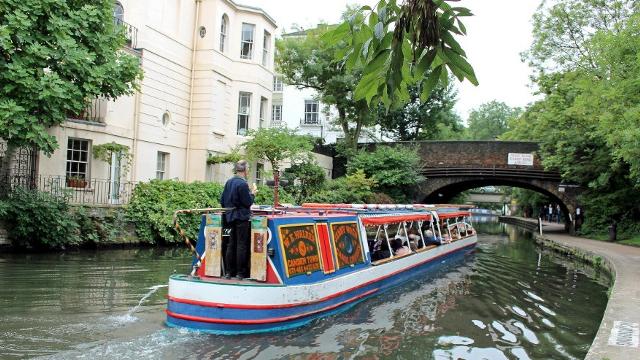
(417, 141, 544, 169)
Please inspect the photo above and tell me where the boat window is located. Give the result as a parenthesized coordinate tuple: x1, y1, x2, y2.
(278, 224, 322, 277)
(330, 222, 365, 268)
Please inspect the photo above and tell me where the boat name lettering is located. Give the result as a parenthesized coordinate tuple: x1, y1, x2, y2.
(280, 225, 321, 277)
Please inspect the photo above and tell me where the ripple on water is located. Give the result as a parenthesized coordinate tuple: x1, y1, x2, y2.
(0, 228, 609, 360)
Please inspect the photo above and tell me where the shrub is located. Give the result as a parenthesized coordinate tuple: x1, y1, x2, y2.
(126, 180, 224, 244)
(2, 188, 80, 249)
(306, 170, 376, 204)
(282, 161, 327, 203)
(125, 180, 289, 244)
(347, 145, 424, 202)
(254, 184, 295, 205)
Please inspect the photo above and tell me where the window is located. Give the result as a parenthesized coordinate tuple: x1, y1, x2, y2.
(240, 23, 255, 59)
(272, 104, 282, 122)
(156, 152, 169, 180)
(161, 111, 170, 127)
(219, 14, 228, 52)
(259, 97, 267, 129)
(66, 138, 90, 180)
(262, 31, 271, 66)
(237, 92, 251, 135)
(113, 2, 124, 24)
(304, 100, 320, 124)
(255, 163, 264, 186)
(273, 76, 283, 92)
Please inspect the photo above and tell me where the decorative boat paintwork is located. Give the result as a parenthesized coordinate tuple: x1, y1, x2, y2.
(166, 204, 477, 334)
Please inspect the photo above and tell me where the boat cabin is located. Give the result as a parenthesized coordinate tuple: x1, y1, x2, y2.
(181, 205, 474, 286)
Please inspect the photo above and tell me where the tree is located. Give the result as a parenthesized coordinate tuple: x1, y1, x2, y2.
(0, 0, 142, 154)
(377, 81, 462, 141)
(525, 0, 637, 75)
(276, 22, 374, 152)
(323, 0, 477, 109)
(506, 7, 640, 237)
(467, 101, 521, 140)
(282, 161, 327, 204)
(242, 127, 314, 206)
(347, 145, 424, 202)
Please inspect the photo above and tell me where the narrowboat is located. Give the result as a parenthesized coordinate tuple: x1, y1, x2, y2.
(166, 204, 477, 334)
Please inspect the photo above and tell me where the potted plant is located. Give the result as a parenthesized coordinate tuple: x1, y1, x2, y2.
(67, 176, 88, 188)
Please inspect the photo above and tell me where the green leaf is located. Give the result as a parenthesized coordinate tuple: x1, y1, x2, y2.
(420, 65, 443, 101)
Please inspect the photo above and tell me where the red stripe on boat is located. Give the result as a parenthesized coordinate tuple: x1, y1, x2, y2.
(317, 223, 336, 273)
(361, 214, 432, 225)
(166, 288, 379, 324)
(168, 242, 475, 309)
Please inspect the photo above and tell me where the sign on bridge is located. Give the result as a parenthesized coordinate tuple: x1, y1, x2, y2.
(508, 153, 534, 166)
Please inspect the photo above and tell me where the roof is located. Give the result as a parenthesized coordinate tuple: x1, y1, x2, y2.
(223, 0, 277, 28)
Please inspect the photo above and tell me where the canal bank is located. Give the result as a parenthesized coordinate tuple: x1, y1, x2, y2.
(499, 216, 640, 360)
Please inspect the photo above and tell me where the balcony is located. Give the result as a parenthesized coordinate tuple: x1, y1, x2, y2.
(115, 18, 138, 49)
(67, 98, 108, 124)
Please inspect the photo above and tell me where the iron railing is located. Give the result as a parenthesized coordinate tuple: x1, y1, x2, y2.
(115, 18, 138, 49)
(67, 97, 108, 123)
(0, 175, 136, 205)
(422, 166, 562, 181)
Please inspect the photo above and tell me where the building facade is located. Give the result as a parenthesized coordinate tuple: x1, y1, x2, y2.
(272, 28, 385, 146)
(37, 0, 278, 195)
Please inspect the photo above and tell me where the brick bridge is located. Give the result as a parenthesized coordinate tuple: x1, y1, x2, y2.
(412, 141, 580, 222)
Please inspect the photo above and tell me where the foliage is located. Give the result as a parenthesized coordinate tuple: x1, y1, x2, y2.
(243, 127, 313, 172)
(376, 81, 463, 141)
(0, 0, 142, 154)
(347, 145, 424, 202)
(126, 180, 225, 244)
(525, 0, 637, 74)
(306, 170, 376, 204)
(323, 0, 477, 109)
(92, 142, 133, 175)
(510, 188, 551, 218)
(254, 184, 295, 206)
(282, 161, 327, 203)
(206, 146, 242, 165)
(1, 188, 80, 249)
(126, 179, 293, 244)
(508, 5, 640, 238)
(276, 20, 375, 151)
(467, 101, 521, 140)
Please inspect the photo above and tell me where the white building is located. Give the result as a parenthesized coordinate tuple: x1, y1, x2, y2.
(272, 28, 384, 145)
(34, 0, 281, 200)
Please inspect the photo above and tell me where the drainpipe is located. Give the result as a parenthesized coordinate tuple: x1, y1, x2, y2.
(131, 85, 142, 182)
(184, 0, 202, 181)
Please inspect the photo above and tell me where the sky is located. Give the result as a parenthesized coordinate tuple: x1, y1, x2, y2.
(248, 0, 541, 121)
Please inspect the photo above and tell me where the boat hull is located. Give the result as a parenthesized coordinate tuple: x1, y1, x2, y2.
(166, 236, 476, 334)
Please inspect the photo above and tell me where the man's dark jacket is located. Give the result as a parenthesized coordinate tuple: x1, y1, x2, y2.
(220, 176, 254, 222)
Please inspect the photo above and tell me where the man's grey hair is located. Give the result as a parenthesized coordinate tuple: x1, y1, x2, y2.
(234, 160, 248, 173)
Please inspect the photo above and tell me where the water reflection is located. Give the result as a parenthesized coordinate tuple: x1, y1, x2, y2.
(0, 223, 609, 360)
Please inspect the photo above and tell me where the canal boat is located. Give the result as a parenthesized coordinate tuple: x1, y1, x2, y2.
(166, 204, 477, 334)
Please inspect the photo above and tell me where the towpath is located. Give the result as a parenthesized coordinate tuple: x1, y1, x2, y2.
(500, 217, 640, 360)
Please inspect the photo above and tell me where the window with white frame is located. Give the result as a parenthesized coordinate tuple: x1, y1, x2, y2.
(156, 151, 169, 180)
(66, 138, 90, 180)
(273, 76, 283, 92)
(240, 23, 255, 59)
(255, 163, 264, 186)
(262, 31, 271, 66)
(237, 92, 251, 135)
(272, 104, 282, 122)
(219, 14, 228, 52)
(304, 100, 320, 124)
(259, 97, 267, 129)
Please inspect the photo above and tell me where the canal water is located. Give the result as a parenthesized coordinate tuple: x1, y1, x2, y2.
(0, 222, 609, 359)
